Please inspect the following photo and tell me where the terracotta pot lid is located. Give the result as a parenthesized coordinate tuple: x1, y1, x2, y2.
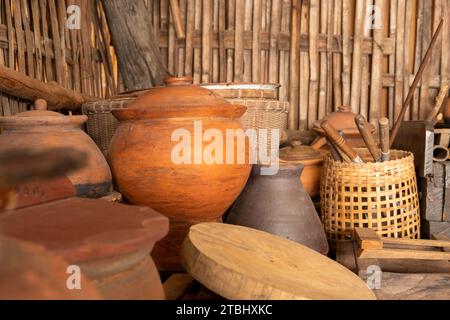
(279, 140, 324, 165)
(0, 99, 87, 126)
(312, 105, 375, 135)
(113, 77, 247, 121)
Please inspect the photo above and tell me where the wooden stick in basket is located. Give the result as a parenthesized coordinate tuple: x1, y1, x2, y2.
(390, 19, 444, 147)
(426, 85, 449, 122)
(378, 118, 391, 162)
(325, 138, 343, 162)
(355, 115, 382, 162)
(321, 121, 364, 164)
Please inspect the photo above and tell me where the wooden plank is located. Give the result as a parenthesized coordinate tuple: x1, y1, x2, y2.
(359, 247, 450, 261)
(354, 228, 384, 250)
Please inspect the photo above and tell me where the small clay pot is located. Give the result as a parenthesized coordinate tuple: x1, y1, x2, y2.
(312, 105, 376, 148)
(0, 99, 112, 198)
(226, 163, 329, 255)
(279, 140, 325, 198)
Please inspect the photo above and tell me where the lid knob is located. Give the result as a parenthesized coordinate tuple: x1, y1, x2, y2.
(164, 77, 193, 87)
(337, 105, 351, 113)
(291, 140, 302, 147)
(34, 99, 48, 111)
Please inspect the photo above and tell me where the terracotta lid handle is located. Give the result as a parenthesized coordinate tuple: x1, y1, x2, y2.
(337, 105, 351, 113)
(164, 77, 193, 86)
(34, 99, 48, 111)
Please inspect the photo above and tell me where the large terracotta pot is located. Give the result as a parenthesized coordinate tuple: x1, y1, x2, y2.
(109, 77, 252, 271)
(226, 163, 329, 255)
(312, 105, 376, 148)
(0, 99, 112, 198)
(279, 140, 326, 198)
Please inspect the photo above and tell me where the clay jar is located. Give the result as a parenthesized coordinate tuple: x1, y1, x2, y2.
(312, 105, 376, 148)
(279, 140, 325, 198)
(226, 163, 329, 255)
(109, 77, 252, 271)
(0, 99, 112, 198)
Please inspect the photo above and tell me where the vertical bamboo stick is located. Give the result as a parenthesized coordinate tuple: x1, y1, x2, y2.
(234, 0, 245, 82)
(218, 0, 226, 81)
(226, 0, 235, 82)
(260, 0, 268, 82)
(212, 0, 219, 82)
(31, 0, 42, 81)
(268, 0, 281, 84)
(308, 0, 319, 128)
(325, 0, 334, 115)
(288, 0, 299, 129)
(403, 0, 413, 120)
(412, 0, 423, 120)
(279, 0, 290, 102)
(193, 0, 202, 83)
(184, 0, 194, 76)
(441, 0, 450, 88)
(318, 0, 329, 120)
(168, 1, 176, 74)
(342, 0, 351, 106)
(349, 0, 366, 114)
(370, 0, 385, 125)
(201, 0, 212, 83)
(359, 0, 372, 120)
(419, 3, 433, 119)
(21, 0, 35, 78)
(332, 0, 342, 109)
(13, 0, 26, 73)
(394, 0, 405, 121)
(298, 0, 309, 129)
(243, 0, 253, 83)
(5, 0, 14, 69)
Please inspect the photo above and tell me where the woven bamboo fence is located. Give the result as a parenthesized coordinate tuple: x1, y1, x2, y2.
(1, 0, 449, 132)
(146, 0, 450, 130)
(0, 0, 115, 116)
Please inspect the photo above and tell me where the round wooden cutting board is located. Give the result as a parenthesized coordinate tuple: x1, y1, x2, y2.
(181, 223, 377, 300)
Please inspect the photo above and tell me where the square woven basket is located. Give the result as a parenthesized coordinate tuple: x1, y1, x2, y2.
(320, 149, 421, 244)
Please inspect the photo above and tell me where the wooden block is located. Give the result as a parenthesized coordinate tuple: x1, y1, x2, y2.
(354, 228, 383, 250)
(336, 240, 358, 273)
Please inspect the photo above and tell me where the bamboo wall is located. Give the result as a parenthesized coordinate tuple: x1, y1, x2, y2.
(0, 0, 114, 116)
(0, 0, 449, 132)
(146, 0, 450, 129)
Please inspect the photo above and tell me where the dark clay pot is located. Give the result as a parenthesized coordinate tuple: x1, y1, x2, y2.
(226, 163, 329, 255)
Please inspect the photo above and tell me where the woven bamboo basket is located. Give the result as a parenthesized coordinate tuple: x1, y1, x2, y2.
(201, 83, 290, 156)
(81, 91, 147, 155)
(320, 149, 420, 244)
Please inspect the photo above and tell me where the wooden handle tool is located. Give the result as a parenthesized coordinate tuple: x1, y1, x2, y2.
(390, 19, 444, 147)
(378, 118, 391, 162)
(355, 115, 382, 162)
(326, 138, 343, 162)
(321, 121, 363, 164)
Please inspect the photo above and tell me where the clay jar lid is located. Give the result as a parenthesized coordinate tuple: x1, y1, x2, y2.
(279, 141, 324, 166)
(112, 77, 247, 121)
(0, 99, 87, 128)
(313, 105, 375, 136)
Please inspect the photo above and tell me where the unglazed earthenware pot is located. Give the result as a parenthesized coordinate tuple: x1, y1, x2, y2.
(0, 99, 112, 198)
(312, 105, 376, 148)
(109, 77, 252, 271)
(226, 163, 329, 255)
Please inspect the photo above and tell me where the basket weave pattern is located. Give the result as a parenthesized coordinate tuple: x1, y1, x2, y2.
(320, 149, 421, 242)
(82, 98, 136, 154)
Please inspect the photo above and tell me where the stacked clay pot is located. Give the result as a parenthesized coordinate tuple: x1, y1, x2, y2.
(0, 99, 112, 198)
(109, 77, 252, 271)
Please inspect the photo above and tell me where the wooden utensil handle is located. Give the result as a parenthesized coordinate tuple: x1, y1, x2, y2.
(355, 115, 382, 162)
(378, 118, 390, 162)
(321, 121, 362, 163)
(169, 0, 186, 39)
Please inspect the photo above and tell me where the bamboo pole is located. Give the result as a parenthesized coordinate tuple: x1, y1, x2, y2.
(332, 0, 342, 109)
(298, 0, 309, 129)
(288, 0, 300, 130)
(308, 0, 319, 128)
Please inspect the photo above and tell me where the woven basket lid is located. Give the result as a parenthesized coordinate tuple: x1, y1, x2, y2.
(279, 141, 324, 165)
(0, 99, 87, 127)
(113, 77, 246, 121)
(313, 105, 375, 136)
